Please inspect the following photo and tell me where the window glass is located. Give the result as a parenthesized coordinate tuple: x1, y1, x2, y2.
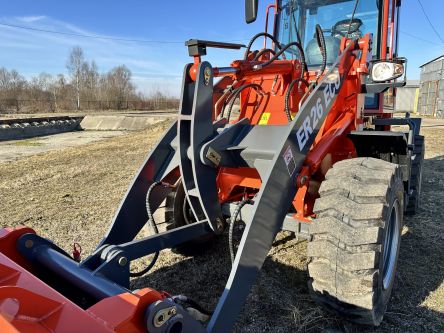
(277, 0, 380, 59)
(277, 0, 382, 108)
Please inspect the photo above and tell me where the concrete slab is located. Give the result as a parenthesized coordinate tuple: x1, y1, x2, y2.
(0, 118, 82, 141)
(80, 114, 174, 131)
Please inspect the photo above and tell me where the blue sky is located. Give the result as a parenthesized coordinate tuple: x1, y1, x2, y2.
(0, 0, 443, 96)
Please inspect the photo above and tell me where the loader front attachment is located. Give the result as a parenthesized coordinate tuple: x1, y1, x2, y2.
(2, 36, 356, 333)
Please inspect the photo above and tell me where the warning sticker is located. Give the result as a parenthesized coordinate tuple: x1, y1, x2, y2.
(282, 145, 296, 176)
(258, 112, 270, 125)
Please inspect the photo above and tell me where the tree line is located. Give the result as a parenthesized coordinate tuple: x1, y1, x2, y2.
(0, 46, 178, 113)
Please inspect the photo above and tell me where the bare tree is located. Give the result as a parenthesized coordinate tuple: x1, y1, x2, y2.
(80, 60, 99, 106)
(106, 65, 134, 109)
(0, 48, 178, 113)
(66, 46, 85, 109)
(47, 74, 66, 112)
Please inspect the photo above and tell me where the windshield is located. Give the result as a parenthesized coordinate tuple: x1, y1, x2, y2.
(277, 0, 382, 108)
(277, 0, 381, 61)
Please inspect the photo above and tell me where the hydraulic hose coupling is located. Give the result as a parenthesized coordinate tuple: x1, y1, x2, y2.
(72, 242, 82, 262)
(160, 181, 175, 189)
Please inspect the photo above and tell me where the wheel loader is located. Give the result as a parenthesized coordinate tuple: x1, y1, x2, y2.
(0, 0, 425, 332)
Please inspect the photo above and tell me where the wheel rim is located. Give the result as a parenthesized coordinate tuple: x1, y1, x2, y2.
(382, 199, 400, 290)
(182, 199, 196, 225)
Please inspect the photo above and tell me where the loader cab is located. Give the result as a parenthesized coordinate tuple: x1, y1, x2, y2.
(274, 0, 401, 113)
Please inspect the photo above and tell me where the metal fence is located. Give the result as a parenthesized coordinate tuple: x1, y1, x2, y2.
(0, 99, 180, 114)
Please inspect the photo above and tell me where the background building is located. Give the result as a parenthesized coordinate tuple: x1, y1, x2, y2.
(418, 55, 444, 118)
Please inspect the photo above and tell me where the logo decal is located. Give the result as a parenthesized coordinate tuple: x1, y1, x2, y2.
(283, 145, 296, 176)
(296, 70, 341, 151)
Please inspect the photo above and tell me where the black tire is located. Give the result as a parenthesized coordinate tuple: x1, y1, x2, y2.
(165, 180, 215, 256)
(405, 135, 424, 215)
(307, 157, 404, 326)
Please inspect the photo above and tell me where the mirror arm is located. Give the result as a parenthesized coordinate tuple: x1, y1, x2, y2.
(361, 80, 406, 94)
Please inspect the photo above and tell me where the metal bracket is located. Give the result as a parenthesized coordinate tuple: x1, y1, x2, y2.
(178, 62, 225, 234)
(145, 299, 206, 333)
(207, 42, 356, 333)
(82, 221, 212, 287)
(185, 39, 245, 57)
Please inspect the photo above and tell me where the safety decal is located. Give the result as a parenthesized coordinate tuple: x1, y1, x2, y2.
(258, 112, 270, 125)
(283, 145, 296, 177)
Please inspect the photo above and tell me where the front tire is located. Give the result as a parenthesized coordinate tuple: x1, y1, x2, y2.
(164, 180, 215, 256)
(307, 157, 404, 325)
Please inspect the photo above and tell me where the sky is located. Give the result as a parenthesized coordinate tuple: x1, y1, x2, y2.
(0, 0, 443, 97)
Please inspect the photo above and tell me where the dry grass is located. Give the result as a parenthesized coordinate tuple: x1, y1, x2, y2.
(0, 120, 443, 332)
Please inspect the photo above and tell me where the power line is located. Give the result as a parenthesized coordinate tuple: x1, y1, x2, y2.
(400, 30, 442, 45)
(416, 0, 444, 43)
(0, 21, 249, 45)
(0, 22, 182, 44)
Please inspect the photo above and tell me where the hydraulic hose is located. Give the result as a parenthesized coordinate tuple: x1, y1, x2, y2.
(220, 83, 243, 120)
(253, 41, 306, 80)
(244, 32, 283, 60)
(129, 181, 169, 277)
(253, 48, 276, 61)
(284, 78, 310, 122)
(225, 83, 263, 121)
(315, 24, 327, 82)
(229, 198, 253, 264)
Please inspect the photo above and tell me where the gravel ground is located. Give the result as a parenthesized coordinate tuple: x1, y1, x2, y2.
(0, 119, 443, 332)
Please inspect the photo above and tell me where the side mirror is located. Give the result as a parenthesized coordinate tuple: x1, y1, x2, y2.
(245, 0, 258, 23)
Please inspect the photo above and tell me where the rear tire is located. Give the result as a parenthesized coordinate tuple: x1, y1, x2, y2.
(405, 135, 424, 215)
(307, 157, 404, 326)
(165, 180, 215, 256)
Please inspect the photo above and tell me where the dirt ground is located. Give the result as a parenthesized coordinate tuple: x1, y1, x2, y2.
(0, 130, 126, 162)
(0, 119, 443, 332)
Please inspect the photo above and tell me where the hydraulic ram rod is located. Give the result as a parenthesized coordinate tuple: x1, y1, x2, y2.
(17, 233, 127, 301)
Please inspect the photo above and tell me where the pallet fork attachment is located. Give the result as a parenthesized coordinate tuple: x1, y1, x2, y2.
(1, 40, 356, 332)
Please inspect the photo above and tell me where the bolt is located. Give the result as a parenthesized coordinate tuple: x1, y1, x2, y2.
(24, 239, 34, 248)
(157, 314, 164, 323)
(168, 307, 177, 316)
(216, 218, 224, 231)
(118, 256, 128, 266)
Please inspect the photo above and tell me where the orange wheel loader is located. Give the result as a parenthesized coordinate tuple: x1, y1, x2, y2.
(0, 0, 424, 332)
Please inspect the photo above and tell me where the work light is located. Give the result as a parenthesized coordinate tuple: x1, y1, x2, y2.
(371, 61, 404, 82)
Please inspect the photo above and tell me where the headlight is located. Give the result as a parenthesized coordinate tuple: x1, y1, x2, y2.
(371, 61, 404, 82)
